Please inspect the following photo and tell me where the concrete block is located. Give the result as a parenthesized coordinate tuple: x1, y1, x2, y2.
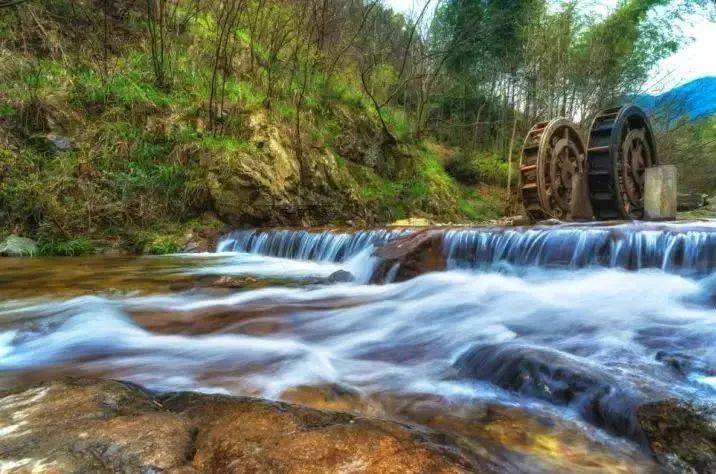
(644, 165, 677, 220)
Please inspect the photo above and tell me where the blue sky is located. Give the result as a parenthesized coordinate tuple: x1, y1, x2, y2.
(384, 0, 715, 93)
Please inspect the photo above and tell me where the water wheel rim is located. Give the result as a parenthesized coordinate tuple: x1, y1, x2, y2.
(520, 118, 586, 221)
(586, 104, 658, 220)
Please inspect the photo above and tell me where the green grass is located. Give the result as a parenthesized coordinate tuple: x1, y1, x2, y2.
(38, 238, 95, 256)
(133, 231, 182, 255)
(200, 135, 255, 153)
(458, 187, 503, 222)
(72, 64, 171, 108)
(383, 107, 411, 142)
(223, 79, 264, 108)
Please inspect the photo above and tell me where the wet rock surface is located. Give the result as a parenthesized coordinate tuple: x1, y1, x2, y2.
(372, 229, 446, 282)
(637, 399, 716, 473)
(455, 343, 644, 441)
(307, 269, 355, 285)
(0, 378, 488, 473)
(282, 385, 658, 473)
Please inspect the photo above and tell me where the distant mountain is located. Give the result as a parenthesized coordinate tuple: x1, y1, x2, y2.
(635, 76, 716, 120)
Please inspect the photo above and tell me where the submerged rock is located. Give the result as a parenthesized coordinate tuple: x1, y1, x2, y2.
(308, 269, 355, 285)
(638, 399, 716, 473)
(455, 343, 643, 441)
(0, 235, 37, 257)
(655, 350, 716, 378)
(0, 378, 489, 473)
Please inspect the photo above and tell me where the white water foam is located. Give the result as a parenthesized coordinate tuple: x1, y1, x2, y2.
(1, 267, 714, 403)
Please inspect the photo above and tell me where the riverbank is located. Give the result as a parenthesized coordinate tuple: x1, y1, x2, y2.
(0, 1, 506, 255)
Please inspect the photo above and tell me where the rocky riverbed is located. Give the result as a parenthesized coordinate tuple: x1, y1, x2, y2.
(1, 224, 716, 472)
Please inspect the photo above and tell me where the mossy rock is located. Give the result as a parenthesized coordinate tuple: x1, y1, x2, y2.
(0, 235, 38, 257)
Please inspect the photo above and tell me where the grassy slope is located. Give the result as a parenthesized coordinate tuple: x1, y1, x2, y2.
(0, 3, 504, 255)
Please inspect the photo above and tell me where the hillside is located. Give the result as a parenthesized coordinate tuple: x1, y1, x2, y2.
(0, 1, 504, 255)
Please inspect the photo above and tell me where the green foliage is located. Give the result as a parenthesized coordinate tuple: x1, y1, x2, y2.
(38, 238, 95, 256)
(133, 231, 182, 255)
(446, 151, 509, 186)
(659, 116, 716, 194)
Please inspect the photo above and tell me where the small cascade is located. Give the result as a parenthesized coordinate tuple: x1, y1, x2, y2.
(443, 223, 716, 274)
(216, 222, 716, 277)
(217, 229, 409, 262)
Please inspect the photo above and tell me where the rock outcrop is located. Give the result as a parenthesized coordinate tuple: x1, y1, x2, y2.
(0, 378, 491, 473)
(204, 111, 365, 227)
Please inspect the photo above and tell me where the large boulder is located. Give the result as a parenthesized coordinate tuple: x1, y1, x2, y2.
(0, 378, 490, 473)
(638, 399, 716, 473)
(0, 235, 37, 257)
(371, 229, 446, 282)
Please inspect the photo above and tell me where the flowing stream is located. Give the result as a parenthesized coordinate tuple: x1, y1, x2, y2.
(2, 222, 716, 471)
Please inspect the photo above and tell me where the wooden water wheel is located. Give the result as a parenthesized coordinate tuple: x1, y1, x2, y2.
(519, 118, 587, 221)
(586, 104, 657, 220)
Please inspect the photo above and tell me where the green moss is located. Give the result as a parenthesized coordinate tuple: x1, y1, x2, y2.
(446, 150, 511, 186)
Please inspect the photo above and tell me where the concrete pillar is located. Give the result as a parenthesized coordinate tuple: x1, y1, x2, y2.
(644, 165, 677, 220)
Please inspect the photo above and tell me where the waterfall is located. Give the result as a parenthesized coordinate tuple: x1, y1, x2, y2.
(216, 229, 409, 262)
(216, 222, 716, 276)
(443, 223, 716, 274)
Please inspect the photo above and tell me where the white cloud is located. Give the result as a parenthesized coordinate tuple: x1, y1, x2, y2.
(646, 14, 716, 93)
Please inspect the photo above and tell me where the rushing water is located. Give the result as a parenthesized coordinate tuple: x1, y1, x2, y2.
(2, 222, 716, 470)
